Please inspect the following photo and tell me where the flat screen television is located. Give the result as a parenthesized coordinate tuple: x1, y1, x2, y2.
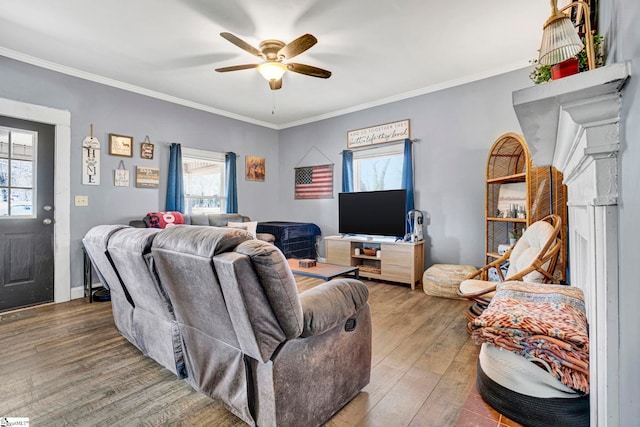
(338, 189, 407, 238)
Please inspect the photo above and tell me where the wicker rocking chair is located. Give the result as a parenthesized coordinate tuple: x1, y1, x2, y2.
(458, 214, 563, 326)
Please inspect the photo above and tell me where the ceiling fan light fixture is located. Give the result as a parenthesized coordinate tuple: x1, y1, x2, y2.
(258, 62, 287, 81)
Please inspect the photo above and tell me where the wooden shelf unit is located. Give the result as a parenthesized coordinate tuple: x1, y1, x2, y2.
(485, 133, 567, 281)
(325, 236, 424, 290)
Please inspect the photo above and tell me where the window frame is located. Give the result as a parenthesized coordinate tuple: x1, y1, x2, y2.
(181, 147, 226, 215)
(352, 141, 404, 192)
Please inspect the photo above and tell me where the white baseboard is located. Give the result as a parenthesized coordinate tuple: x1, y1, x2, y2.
(70, 283, 102, 300)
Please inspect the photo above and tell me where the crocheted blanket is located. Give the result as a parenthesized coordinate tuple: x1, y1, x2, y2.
(469, 282, 590, 394)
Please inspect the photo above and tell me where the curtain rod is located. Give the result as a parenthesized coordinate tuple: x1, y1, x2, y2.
(338, 138, 420, 154)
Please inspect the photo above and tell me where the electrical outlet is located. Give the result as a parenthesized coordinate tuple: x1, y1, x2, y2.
(75, 195, 89, 207)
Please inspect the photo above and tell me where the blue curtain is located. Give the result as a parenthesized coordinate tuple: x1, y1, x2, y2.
(225, 152, 238, 213)
(401, 139, 415, 232)
(166, 143, 184, 212)
(341, 150, 354, 192)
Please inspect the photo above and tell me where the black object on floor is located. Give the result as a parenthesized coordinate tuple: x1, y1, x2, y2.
(92, 288, 111, 302)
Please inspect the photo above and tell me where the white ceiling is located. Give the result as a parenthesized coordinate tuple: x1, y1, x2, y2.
(0, 0, 550, 129)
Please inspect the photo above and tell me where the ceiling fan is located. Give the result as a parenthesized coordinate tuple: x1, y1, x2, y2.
(215, 32, 331, 90)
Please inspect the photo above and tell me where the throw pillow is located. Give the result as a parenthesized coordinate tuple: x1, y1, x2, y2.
(228, 221, 257, 239)
(147, 211, 184, 228)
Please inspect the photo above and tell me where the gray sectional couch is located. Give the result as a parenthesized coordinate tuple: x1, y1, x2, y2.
(129, 212, 276, 243)
(83, 224, 371, 427)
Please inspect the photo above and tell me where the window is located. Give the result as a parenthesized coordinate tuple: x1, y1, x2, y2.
(182, 147, 226, 215)
(0, 127, 36, 217)
(353, 142, 403, 192)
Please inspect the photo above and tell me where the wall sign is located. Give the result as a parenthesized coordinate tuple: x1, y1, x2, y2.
(82, 131, 100, 185)
(140, 135, 154, 159)
(347, 119, 410, 148)
(114, 160, 130, 187)
(135, 166, 160, 188)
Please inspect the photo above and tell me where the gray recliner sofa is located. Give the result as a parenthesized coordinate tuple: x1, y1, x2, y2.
(82, 225, 187, 378)
(83, 224, 371, 427)
(82, 225, 137, 345)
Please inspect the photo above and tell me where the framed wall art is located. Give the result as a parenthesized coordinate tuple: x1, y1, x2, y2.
(109, 133, 133, 157)
(245, 155, 265, 181)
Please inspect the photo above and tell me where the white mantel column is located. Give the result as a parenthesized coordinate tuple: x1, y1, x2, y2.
(513, 62, 630, 427)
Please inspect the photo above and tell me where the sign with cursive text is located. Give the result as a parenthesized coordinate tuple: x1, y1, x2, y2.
(347, 119, 410, 148)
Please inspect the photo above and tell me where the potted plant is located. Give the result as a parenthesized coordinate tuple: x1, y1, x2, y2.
(530, 34, 604, 84)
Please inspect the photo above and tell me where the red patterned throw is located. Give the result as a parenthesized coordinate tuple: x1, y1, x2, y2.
(469, 281, 590, 394)
(147, 211, 185, 229)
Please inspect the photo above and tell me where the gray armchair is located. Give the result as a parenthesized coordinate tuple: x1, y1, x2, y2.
(151, 225, 371, 427)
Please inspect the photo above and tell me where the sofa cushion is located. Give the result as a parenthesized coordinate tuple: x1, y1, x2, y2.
(152, 224, 252, 258)
(234, 240, 304, 339)
(228, 220, 257, 239)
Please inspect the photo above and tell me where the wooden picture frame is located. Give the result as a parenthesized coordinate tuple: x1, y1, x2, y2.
(245, 155, 265, 181)
(109, 133, 133, 157)
(135, 166, 160, 188)
(140, 142, 154, 159)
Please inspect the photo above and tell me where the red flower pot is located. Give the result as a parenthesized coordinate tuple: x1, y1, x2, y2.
(551, 58, 580, 80)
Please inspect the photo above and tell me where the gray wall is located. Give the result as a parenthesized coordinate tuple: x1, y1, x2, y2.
(0, 56, 280, 288)
(279, 68, 532, 267)
(600, 0, 640, 424)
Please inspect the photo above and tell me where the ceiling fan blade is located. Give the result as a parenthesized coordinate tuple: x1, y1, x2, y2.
(278, 34, 317, 60)
(287, 63, 332, 78)
(269, 79, 283, 90)
(215, 64, 259, 72)
(220, 32, 263, 58)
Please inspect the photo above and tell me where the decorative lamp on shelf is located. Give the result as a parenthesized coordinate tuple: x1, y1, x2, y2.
(538, 0, 596, 79)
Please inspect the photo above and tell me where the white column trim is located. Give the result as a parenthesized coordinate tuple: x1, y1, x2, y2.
(0, 97, 71, 303)
(513, 62, 630, 426)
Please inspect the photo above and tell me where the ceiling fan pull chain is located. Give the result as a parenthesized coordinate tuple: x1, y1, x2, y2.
(272, 92, 276, 115)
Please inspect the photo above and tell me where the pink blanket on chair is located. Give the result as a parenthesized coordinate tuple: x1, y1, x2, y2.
(469, 281, 590, 394)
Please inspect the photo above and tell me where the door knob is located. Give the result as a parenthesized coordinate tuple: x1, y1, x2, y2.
(43, 205, 53, 211)
(43, 218, 53, 225)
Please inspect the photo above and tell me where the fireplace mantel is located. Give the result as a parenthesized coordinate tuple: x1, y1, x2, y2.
(512, 62, 630, 426)
(513, 62, 630, 169)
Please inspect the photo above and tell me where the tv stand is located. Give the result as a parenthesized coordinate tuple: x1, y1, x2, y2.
(325, 235, 424, 290)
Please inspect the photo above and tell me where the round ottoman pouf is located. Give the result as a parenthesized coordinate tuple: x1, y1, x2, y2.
(422, 264, 477, 299)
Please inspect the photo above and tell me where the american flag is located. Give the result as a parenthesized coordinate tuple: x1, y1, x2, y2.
(294, 164, 334, 199)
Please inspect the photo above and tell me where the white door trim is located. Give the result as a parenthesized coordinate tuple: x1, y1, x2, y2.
(0, 97, 71, 303)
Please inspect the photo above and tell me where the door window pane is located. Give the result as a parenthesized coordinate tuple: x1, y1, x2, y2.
(0, 159, 7, 185)
(11, 132, 34, 160)
(11, 160, 33, 187)
(0, 130, 8, 158)
(9, 189, 32, 216)
(0, 127, 36, 218)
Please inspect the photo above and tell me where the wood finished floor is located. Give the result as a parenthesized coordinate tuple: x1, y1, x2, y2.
(0, 277, 480, 426)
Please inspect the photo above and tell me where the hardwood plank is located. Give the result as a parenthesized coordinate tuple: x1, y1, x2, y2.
(0, 278, 480, 426)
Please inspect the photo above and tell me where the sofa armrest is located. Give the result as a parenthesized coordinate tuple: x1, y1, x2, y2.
(256, 233, 276, 244)
(299, 278, 369, 337)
